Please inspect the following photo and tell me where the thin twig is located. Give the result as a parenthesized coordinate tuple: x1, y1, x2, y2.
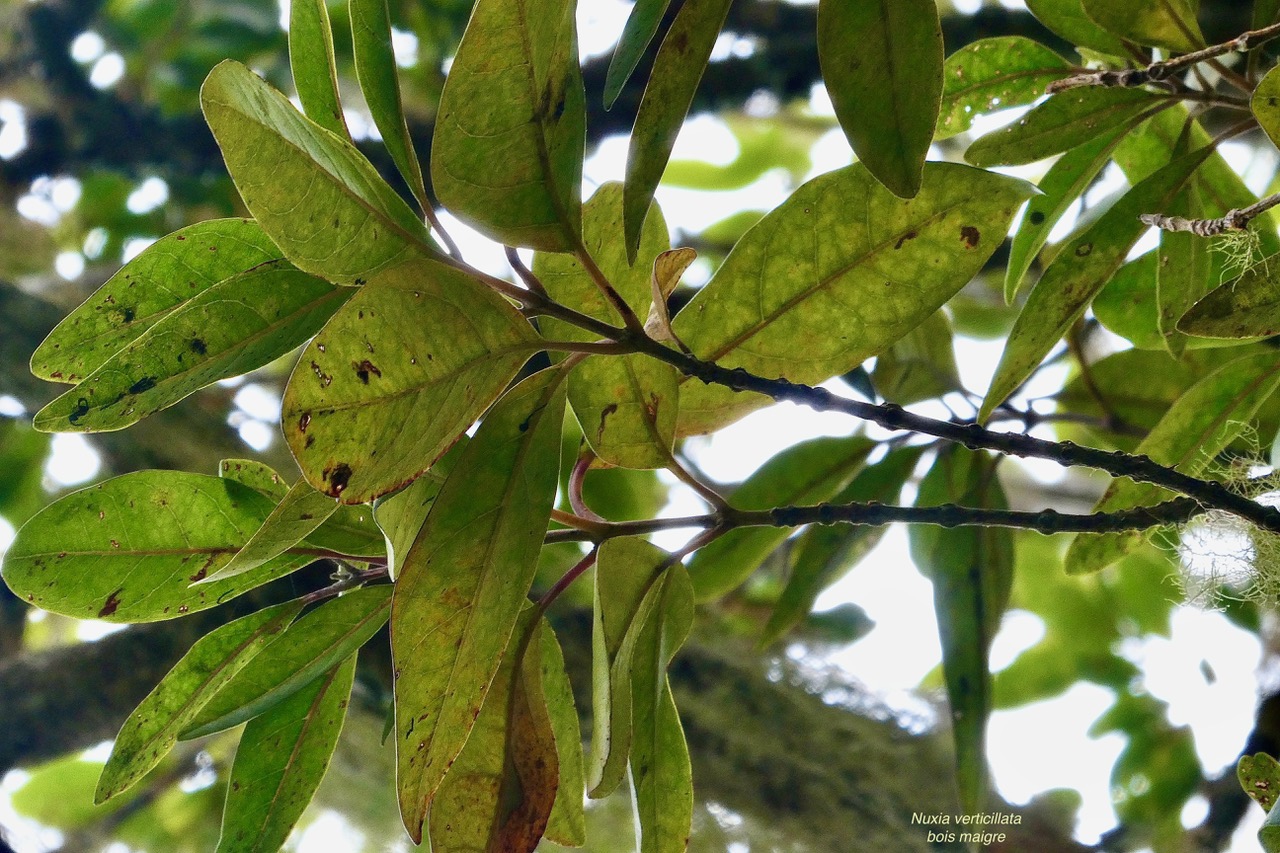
(425, 207, 464, 261)
(543, 497, 1207, 545)
(1142, 190, 1280, 236)
(1046, 21, 1280, 93)
(505, 246, 549, 299)
(569, 450, 606, 523)
(536, 548, 598, 612)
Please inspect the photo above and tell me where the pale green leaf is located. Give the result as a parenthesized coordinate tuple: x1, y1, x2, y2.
(351, 0, 429, 208)
(1255, 67, 1280, 152)
(216, 655, 356, 853)
(966, 88, 1165, 168)
(909, 447, 1012, 815)
(1080, 0, 1205, 52)
(604, 0, 673, 108)
(629, 563, 694, 853)
(1156, 187, 1212, 357)
(538, 184, 677, 468)
(688, 436, 876, 601)
(97, 600, 302, 803)
(673, 162, 1032, 435)
(764, 446, 923, 645)
(34, 262, 349, 434)
(280, 256, 540, 504)
(936, 37, 1072, 140)
(1, 472, 312, 622)
(1241, 753, 1280, 813)
(183, 587, 390, 739)
(31, 220, 281, 384)
(430, 0, 585, 250)
(1264, 800, 1280, 853)
(289, 0, 349, 137)
(542, 618, 586, 846)
(1092, 252, 1166, 350)
(819, 0, 943, 197)
(203, 480, 339, 584)
(372, 440, 465, 580)
(1065, 351, 1280, 574)
(201, 60, 435, 284)
(219, 459, 289, 500)
(980, 144, 1213, 422)
(623, 0, 734, 260)
(391, 368, 566, 843)
(1179, 255, 1280, 338)
(1005, 127, 1127, 303)
(427, 613, 560, 853)
(871, 310, 961, 404)
(589, 537, 670, 798)
(1024, 0, 1127, 55)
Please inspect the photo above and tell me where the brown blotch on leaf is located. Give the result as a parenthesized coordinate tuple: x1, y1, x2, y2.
(189, 338, 207, 355)
(1029, 210, 1046, 225)
(1075, 242, 1094, 257)
(99, 588, 124, 618)
(960, 225, 981, 248)
(598, 403, 618, 438)
(128, 376, 157, 394)
(298, 412, 311, 433)
(325, 463, 353, 496)
(68, 397, 90, 425)
(189, 566, 207, 583)
(894, 230, 918, 250)
(353, 359, 382, 384)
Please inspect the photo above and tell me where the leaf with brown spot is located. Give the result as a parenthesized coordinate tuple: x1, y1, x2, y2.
(283, 257, 541, 504)
(1242, 753, 1280, 813)
(97, 600, 302, 803)
(391, 368, 566, 842)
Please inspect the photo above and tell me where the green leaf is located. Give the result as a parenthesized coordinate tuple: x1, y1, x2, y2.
(31, 219, 282, 384)
(11, 757, 137, 829)
(280, 256, 539, 503)
(391, 368, 567, 843)
(1005, 127, 1127, 303)
(936, 37, 1072, 140)
(289, 0, 349, 137)
(430, 0, 585, 250)
(542, 618, 587, 847)
(1080, 0, 1205, 53)
(909, 447, 1013, 815)
(871, 310, 961, 404)
(1092, 252, 1166, 350)
(672, 162, 1033, 435)
(629, 562, 694, 853)
(372, 440, 465, 580)
(96, 600, 302, 803)
(1065, 351, 1280, 574)
(1156, 187, 1212, 357)
(589, 537, 670, 798)
(201, 60, 435, 284)
(1024, 0, 1128, 56)
(219, 458, 289, 500)
(202, 479, 339, 583)
(1263, 801, 1280, 853)
(216, 655, 356, 853)
(1258, 0, 1280, 28)
(818, 0, 942, 197)
(688, 436, 876, 601)
(2, 472, 312, 622)
(538, 184, 678, 468)
(980, 143, 1214, 422)
(604, 0, 673, 108)
(764, 445, 923, 644)
(622, 0, 734, 260)
(351, 0, 429, 209)
(182, 586, 391, 739)
(966, 88, 1165, 168)
(1255, 67, 1280, 152)
(33, 262, 349, 434)
(427, 613, 561, 853)
(1240, 753, 1280, 813)
(1179, 256, 1280, 338)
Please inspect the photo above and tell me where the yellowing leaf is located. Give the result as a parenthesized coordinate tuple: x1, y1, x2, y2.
(936, 37, 1072, 140)
(1080, 0, 1204, 53)
(201, 60, 435, 284)
(97, 600, 302, 802)
(673, 162, 1032, 435)
(202, 480, 339, 584)
(391, 368, 566, 842)
(289, 0, 349, 137)
(430, 0, 585, 250)
(1179, 257, 1280, 338)
(281, 257, 540, 504)
(819, 0, 943, 197)
(2, 472, 312, 622)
